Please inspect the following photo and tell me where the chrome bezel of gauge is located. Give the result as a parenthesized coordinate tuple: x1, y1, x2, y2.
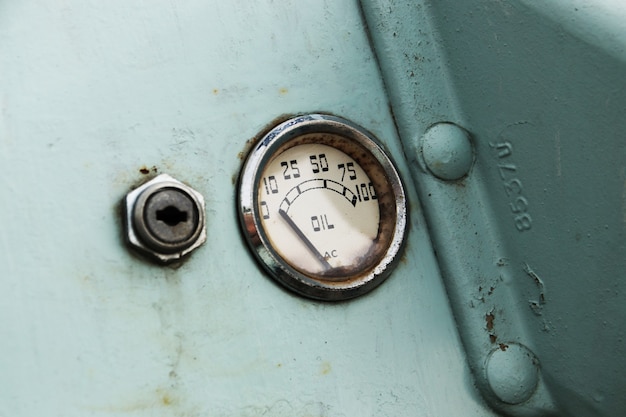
(238, 114, 407, 301)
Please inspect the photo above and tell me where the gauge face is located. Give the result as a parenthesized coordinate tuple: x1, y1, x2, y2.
(238, 114, 407, 300)
(259, 141, 382, 279)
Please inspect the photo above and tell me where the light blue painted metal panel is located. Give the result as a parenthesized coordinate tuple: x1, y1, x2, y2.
(361, 0, 626, 416)
(3, 1, 625, 416)
(0, 1, 495, 416)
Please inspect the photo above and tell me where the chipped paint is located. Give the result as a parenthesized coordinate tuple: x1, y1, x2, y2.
(524, 263, 546, 315)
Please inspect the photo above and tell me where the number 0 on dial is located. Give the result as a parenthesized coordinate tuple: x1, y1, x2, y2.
(238, 114, 408, 300)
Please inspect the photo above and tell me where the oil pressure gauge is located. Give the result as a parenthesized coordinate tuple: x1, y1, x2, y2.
(238, 114, 407, 300)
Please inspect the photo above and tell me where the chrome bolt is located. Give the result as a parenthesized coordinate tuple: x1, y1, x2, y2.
(125, 174, 206, 263)
(421, 122, 473, 180)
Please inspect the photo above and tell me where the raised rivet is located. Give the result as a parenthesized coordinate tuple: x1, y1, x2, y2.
(485, 343, 539, 405)
(421, 123, 473, 180)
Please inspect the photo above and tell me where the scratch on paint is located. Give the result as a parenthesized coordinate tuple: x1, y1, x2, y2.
(555, 130, 562, 178)
(524, 263, 546, 316)
(621, 167, 626, 227)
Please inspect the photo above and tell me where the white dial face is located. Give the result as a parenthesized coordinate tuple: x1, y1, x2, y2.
(257, 141, 385, 280)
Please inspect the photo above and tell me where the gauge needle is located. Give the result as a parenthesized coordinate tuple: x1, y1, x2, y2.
(279, 209, 332, 271)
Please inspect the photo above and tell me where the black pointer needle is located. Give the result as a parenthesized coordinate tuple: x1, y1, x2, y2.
(279, 209, 332, 271)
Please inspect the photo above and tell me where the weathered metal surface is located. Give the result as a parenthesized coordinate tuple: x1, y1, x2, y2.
(5, 0, 622, 415)
(0, 1, 497, 416)
(361, 0, 626, 416)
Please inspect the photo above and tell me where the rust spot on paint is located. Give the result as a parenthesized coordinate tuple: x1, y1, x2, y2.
(486, 312, 495, 331)
(86, 387, 178, 412)
(499, 343, 509, 351)
(139, 165, 158, 175)
(236, 114, 296, 164)
(489, 334, 497, 344)
(237, 147, 250, 161)
(319, 362, 332, 375)
(279, 87, 288, 95)
(212, 89, 219, 95)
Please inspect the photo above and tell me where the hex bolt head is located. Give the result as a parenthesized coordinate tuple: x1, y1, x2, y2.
(125, 174, 206, 263)
(485, 343, 540, 405)
(421, 122, 473, 180)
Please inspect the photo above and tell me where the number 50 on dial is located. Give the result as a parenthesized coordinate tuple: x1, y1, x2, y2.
(238, 114, 408, 301)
